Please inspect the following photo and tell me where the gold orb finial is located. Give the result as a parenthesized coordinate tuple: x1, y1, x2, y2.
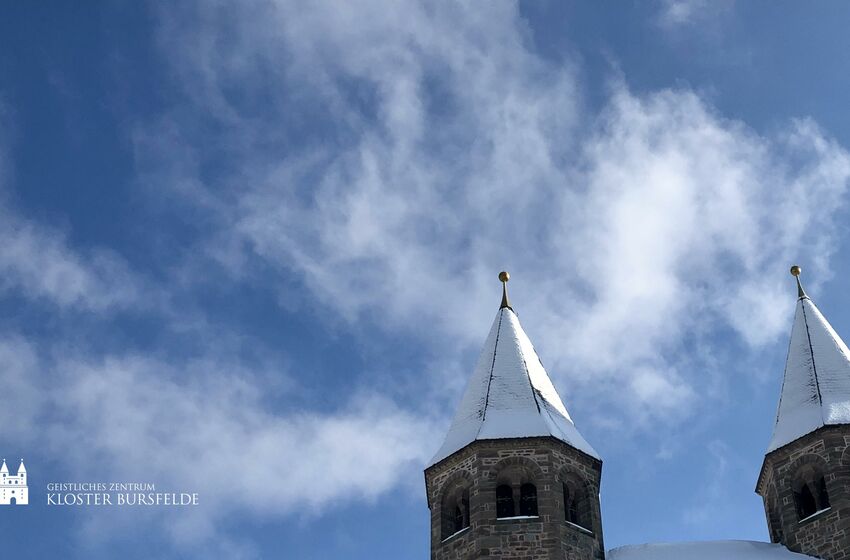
(790, 265, 807, 298)
(498, 271, 512, 310)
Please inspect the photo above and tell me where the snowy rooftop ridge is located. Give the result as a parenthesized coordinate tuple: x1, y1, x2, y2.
(608, 540, 815, 559)
(767, 269, 850, 453)
(428, 294, 599, 467)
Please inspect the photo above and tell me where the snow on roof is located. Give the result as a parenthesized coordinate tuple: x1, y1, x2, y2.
(767, 293, 850, 453)
(428, 306, 599, 468)
(608, 541, 815, 560)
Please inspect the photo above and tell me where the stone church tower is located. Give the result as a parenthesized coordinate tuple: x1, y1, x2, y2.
(757, 266, 850, 559)
(425, 272, 604, 560)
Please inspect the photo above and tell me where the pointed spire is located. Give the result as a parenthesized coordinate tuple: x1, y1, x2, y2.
(17, 460, 25, 474)
(791, 265, 807, 299)
(499, 270, 512, 310)
(428, 273, 598, 467)
(0, 459, 7, 474)
(767, 267, 850, 452)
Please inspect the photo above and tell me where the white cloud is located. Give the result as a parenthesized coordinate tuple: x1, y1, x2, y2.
(0, 93, 434, 551)
(4, 0, 850, 552)
(0, 107, 147, 313)
(0, 210, 146, 312)
(7, 346, 435, 548)
(0, 337, 43, 435)
(137, 0, 850, 430)
(59, 358, 434, 518)
(656, 0, 734, 29)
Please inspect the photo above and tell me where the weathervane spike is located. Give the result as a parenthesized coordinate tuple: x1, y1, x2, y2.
(790, 265, 807, 299)
(499, 271, 512, 310)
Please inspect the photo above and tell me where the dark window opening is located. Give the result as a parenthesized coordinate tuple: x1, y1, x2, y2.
(441, 486, 470, 539)
(562, 481, 593, 530)
(519, 483, 538, 516)
(816, 476, 830, 510)
(496, 484, 514, 518)
(792, 465, 830, 522)
(794, 474, 830, 521)
(564, 484, 578, 524)
(795, 483, 818, 519)
(453, 506, 463, 531)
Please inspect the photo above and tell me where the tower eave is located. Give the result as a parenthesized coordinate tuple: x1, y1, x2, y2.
(756, 423, 850, 495)
(424, 435, 603, 510)
(426, 434, 603, 475)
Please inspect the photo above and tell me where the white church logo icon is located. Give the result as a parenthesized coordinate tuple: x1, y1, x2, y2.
(0, 459, 28, 505)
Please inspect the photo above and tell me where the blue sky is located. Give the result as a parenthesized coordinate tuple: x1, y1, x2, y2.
(2, 1, 850, 558)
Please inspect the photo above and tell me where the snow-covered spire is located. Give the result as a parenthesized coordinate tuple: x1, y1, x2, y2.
(767, 265, 850, 453)
(0, 459, 7, 475)
(428, 272, 599, 467)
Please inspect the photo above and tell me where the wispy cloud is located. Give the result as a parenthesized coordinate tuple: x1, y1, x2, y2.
(58, 356, 434, 518)
(0, 86, 437, 553)
(0, 108, 147, 313)
(1, 342, 436, 550)
(682, 440, 733, 525)
(3, 0, 850, 554)
(0, 211, 146, 311)
(138, 0, 850, 429)
(0, 337, 42, 434)
(656, 0, 735, 29)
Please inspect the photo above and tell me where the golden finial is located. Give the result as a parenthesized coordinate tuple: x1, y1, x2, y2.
(790, 265, 807, 299)
(499, 271, 512, 310)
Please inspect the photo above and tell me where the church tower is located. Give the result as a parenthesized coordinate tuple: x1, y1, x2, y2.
(757, 266, 850, 559)
(425, 272, 604, 560)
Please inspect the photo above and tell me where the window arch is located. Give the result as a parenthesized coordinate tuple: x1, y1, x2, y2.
(561, 476, 593, 531)
(440, 481, 470, 539)
(496, 484, 514, 518)
(792, 464, 830, 521)
(492, 457, 542, 520)
(519, 483, 538, 516)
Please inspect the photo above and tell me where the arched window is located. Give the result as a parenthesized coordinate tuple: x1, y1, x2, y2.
(496, 484, 514, 518)
(441, 484, 470, 539)
(494, 460, 541, 520)
(561, 479, 592, 531)
(519, 483, 538, 516)
(792, 464, 829, 521)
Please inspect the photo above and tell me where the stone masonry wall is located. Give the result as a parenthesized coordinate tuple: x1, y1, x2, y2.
(757, 426, 850, 559)
(425, 437, 604, 560)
